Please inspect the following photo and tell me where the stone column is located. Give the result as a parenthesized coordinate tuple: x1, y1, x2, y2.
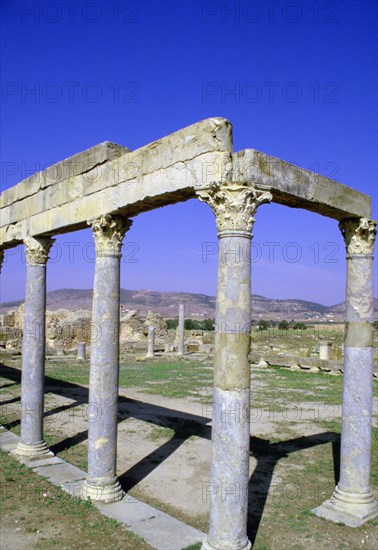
(319, 341, 332, 360)
(14, 237, 54, 459)
(82, 215, 132, 503)
(146, 325, 155, 358)
(177, 303, 185, 356)
(314, 218, 377, 526)
(77, 342, 86, 360)
(197, 183, 272, 550)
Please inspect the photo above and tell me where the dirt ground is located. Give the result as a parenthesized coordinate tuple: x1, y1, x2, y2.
(1, 355, 377, 549)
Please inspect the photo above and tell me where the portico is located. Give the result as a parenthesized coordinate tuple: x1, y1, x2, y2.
(0, 118, 376, 547)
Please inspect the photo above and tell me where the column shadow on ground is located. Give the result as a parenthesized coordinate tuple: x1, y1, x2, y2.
(0, 395, 21, 406)
(0, 361, 341, 542)
(0, 362, 90, 430)
(0, 381, 20, 390)
(246, 432, 340, 545)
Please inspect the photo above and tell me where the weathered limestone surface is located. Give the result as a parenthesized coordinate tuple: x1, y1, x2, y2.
(197, 182, 272, 550)
(314, 218, 377, 526)
(1, 142, 128, 208)
(0, 118, 232, 248)
(0, 118, 371, 251)
(233, 150, 371, 220)
(14, 237, 54, 459)
(82, 214, 131, 503)
(2, 305, 92, 353)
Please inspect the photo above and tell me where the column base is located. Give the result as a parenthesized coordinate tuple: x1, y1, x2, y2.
(145, 353, 154, 359)
(82, 478, 124, 503)
(202, 537, 251, 550)
(13, 441, 53, 460)
(313, 485, 378, 527)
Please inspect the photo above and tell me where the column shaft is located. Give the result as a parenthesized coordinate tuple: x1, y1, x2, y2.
(339, 255, 374, 494)
(82, 215, 131, 503)
(197, 182, 272, 550)
(314, 218, 377, 526)
(206, 233, 252, 550)
(15, 237, 54, 459)
(146, 325, 155, 358)
(178, 303, 185, 355)
(77, 342, 86, 360)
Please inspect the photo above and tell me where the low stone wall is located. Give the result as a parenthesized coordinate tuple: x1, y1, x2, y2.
(250, 351, 378, 378)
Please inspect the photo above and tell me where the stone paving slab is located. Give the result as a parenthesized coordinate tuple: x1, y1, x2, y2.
(0, 429, 19, 451)
(98, 494, 162, 523)
(0, 428, 205, 549)
(61, 479, 85, 497)
(106, 495, 157, 519)
(97, 497, 204, 550)
(131, 514, 204, 550)
(22, 456, 64, 468)
(32, 462, 87, 484)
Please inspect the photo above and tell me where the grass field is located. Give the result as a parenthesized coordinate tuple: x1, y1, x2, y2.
(0, 450, 153, 549)
(35, 355, 378, 408)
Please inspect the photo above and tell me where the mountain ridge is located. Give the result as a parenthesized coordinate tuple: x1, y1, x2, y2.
(2, 288, 377, 321)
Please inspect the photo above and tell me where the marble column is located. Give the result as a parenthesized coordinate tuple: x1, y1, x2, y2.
(82, 215, 132, 503)
(77, 342, 86, 361)
(146, 325, 155, 358)
(197, 183, 272, 550)
(314, 217, 377, 526)
(177, 303, 185, 356)
(14, 237, 54, 459)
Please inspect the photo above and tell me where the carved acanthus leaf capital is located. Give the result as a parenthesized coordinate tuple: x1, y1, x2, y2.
(89, 215, 132, 256)
(196, 182, 272, 234)
(24, 237, 55, 265)
(339, 218, 377, 256)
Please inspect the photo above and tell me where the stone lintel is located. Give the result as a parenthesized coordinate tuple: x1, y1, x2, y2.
(1, 141, 129, 208)
(1, 119, 373, 249)
(1, 118, 232, 248)
(233, 149, 371, 221)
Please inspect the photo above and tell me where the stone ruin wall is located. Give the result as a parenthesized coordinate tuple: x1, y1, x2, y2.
(0, 306, 214, 354)
(0, 307, 170, 353)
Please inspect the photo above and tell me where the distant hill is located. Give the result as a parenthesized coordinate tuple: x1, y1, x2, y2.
(1, 288, 377, 321)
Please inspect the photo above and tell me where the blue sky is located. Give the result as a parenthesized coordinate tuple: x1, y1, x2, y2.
(1, 0, 377, 305)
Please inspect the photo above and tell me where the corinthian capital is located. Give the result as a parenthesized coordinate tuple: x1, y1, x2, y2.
(196, 182, 272, 234)
(339, 218, 377, 256)
(89, 214, 132, 256)
(24, 237, 55, 265)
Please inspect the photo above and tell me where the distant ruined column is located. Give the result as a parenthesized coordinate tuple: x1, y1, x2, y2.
(82, 215, 132, 503)
(314, 218, 377, 526)
(177, 303, 185, 356)
(146, 325, 155, 358)
(77, 342, 86, 360)
(15, 237, 54, 459)
(319, 341, 332, 360)
(197, 182, 272, 550)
